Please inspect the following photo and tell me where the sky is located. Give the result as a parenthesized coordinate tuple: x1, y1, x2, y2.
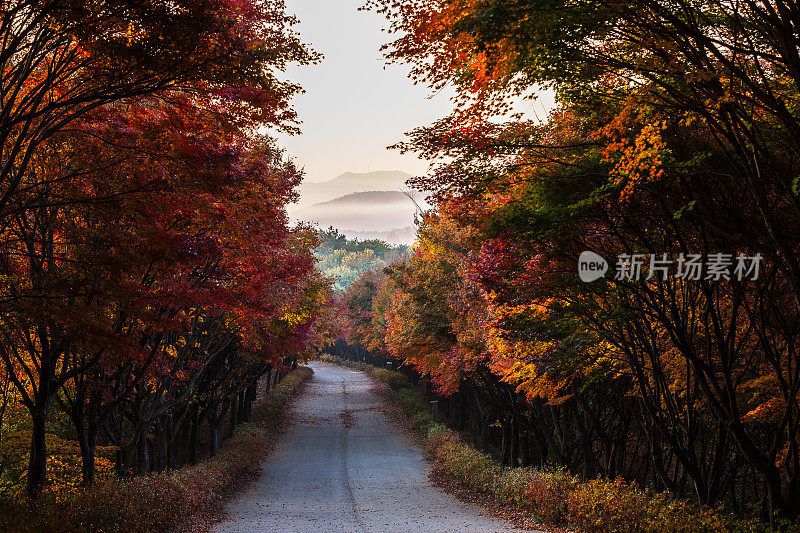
(276, 0, 453, 183)
(276, 0, 555, 185)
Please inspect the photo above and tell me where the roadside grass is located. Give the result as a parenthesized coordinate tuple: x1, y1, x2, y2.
(0, 366, 313, 533)
(317, 355, 791, 533)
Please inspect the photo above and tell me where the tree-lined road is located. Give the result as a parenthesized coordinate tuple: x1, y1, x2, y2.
(214, 363, 529, 532)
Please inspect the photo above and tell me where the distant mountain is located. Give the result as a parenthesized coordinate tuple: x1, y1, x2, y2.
(294, 171, 414, 208)
(287, 171, 427, 245)
(293, 190, 426, 233)
(310, 190, 421, 207)
(339, 226, 416, 245)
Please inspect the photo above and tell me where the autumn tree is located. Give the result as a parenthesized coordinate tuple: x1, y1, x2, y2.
(365, 0, 800, 521)
(0, 0, 314, 230)
(0, 0, 326, 497)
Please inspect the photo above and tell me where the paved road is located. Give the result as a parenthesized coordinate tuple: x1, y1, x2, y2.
(215, 362, 530, 533)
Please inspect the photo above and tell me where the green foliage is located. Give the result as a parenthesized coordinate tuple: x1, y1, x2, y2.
(394, 388, 427, 414)
(317, 227, 407, 258)
(409, 411, 434, 432)
(372, 368, 410, 390)
(0, 367, 313, 532)
(315, 228, 408, 291)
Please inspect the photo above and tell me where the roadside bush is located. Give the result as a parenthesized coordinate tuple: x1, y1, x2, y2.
(566, 477, 651, 532)
(409, 411, 433, 432)
(494, 468, 532, 510)
(427, 424, 501, 493)
(424, 423, 769, 533)
(394, 388, 427, 414)
(372, 368, 410, 390)
(564, 477, 769, 533)
(492, 466, 575, 523)
(524, 468, 576, 523)
(0, 366, 313, 533)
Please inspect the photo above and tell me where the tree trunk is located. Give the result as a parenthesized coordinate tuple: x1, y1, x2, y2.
(519, 430, 530, 467)
(189, 408, 200, 466)
(27, 342, 54, 498)
(237, 390, 246, 423)
(26, 410, 48, 497)
(265, 367, 273, 394)
(501, 416, 512, 466)
(208, 405, 222, 458)
(136, 430, 150, 475)
(229, 395, 238, 436)
(244, 386, 253, 421)
(480, 413, 492, 453)
(83, 391, 100, 485)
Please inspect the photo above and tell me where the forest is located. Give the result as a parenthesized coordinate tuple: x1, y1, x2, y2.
(315, 227, 409, 291)
(330, 0, 800, 528)
(2, 0, 800, 531)
(0, 0, 333, 504)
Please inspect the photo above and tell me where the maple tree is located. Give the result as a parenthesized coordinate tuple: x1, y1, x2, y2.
(0, 0, 333, 500)
(334, 0, 800, 523)
(0, 0, 314, 230)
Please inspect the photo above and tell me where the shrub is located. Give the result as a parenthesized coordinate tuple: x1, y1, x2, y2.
(494, 468, 531, 510)
(492, 466, 575, 523)
(566, 477, 651, 532)
(426, 425, 501, 493)
(566, 479, 775, 533)
(372, 368, 410, 390)
(0, 366, 313, 533)
(525, 469, 576, 523)
(423, 424, 771, 533)
(410, 411, 433, 433)
(394, 388, 428, 415)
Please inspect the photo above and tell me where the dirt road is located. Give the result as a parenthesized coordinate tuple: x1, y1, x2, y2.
(214, 362, 531, 533)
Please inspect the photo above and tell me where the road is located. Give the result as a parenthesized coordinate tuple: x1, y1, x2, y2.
(214, 362, 531, 533)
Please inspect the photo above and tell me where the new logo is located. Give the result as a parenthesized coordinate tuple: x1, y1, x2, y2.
(578, 251, 608, 282)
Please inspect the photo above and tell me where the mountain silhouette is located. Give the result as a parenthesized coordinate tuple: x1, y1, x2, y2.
(293, 190, 426, 232)
(288, 171, 427, 244)
(294, 171, 413, 207)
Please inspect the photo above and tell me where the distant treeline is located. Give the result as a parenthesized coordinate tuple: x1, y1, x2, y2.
(315, 227, 409, 291)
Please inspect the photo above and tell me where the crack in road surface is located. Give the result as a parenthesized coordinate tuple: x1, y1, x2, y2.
(214, 362, 531, 533)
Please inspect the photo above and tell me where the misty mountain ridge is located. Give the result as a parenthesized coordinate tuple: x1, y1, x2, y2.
(309, 190, 425, 207)
(288, 171, 427, 245)
(341, 226, 416, 245)
(303, 170, 412, 186)
(294, 170, 414, 208)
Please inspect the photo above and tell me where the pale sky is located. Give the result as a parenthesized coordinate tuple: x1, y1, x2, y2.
(274, 0, 449, 182)
(277, 0, 554, 184)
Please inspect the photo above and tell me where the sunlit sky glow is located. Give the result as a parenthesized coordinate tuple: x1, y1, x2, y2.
(277, 0, 555, 184)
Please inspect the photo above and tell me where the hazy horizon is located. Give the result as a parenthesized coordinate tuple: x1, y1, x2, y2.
(302, 169, 410, 184)
(276, 0, 454, 182)
(277, 1, 554, 243)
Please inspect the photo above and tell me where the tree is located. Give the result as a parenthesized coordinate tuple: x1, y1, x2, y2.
(0, 0, 324, 494)
(0, 0, 315, 231)
(367, 0, 800, 520)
